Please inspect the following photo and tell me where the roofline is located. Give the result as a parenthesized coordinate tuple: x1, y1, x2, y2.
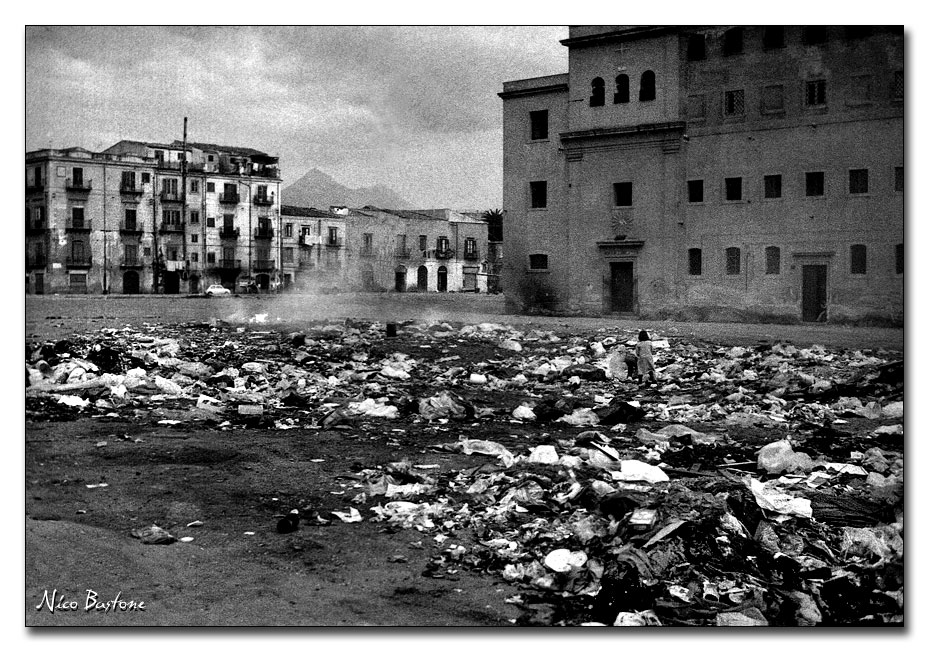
(498, 81, 569, 100)
(560, 26, 677, 47)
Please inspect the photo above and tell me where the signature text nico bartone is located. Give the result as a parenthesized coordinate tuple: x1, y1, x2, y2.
(36, 589, 147, 613)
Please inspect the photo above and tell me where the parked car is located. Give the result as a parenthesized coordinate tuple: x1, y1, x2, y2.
(205, 284, 232, 297)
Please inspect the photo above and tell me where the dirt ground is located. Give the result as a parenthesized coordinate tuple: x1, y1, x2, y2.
(23, 294, 905, 627)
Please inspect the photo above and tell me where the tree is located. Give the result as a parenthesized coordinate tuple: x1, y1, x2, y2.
(482, 209, 504, 242)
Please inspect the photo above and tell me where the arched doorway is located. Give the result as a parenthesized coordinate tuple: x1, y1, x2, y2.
(395, 266, 407, 292)
(189, 274, 200, 295)
(123, 270, 140, 294)
(437, 266, 448, 292)
(163, 271, 180, 294)
(417, 266, 428, 291)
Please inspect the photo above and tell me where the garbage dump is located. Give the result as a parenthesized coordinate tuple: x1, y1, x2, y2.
(25, 317, 903, 626)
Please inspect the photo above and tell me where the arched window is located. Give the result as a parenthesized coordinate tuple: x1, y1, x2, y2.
(590, 77, 605, 107)
(614, 74, 629, 103)
(639, 70, 656, 101)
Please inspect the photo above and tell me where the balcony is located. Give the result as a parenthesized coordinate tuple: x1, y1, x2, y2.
(434, 248, 455, 260)
(66, 255, 93, 268)
(325, 237, 344, 248)
(219, 192, 240, 205)
(120, 221, 143, 235)
(219, 226, 240, 239)
(160, 190, 183, 203)
(26, 182, 45, 195)
(27, 254, 47, 268)
(66, 219, 92, 232)
(463, 249, 480, 261)
(26, 220, 47, 235)
(66, 180, 92, 194)
(254, 227, 274, 239)
(215, 259, 241, 270)
(120, 183, 144, 196)
(155, 159, 181, 170)
(120, 257, 144, 269)
(253, 194, 274, 206)
(394, 247, 412, 258)
(159, 222, 185, 234)
(253, 259, 275, 271)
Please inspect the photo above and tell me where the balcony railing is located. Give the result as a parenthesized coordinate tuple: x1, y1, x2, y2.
(394, 247, 412, 258)
(254, 227, 274, 239)
(120, 257, 143, 268)
(27, 254, 47, 268)
(155, 160, 182, 170)
(434, 248, 455, 260)
(215, 259, 241, 270)
(120, 221, 143, 235)
(253, 194, 274, 206)
(26, 182, 45, 195)
(66, 255, 93, 268)
(120, 184, 144, 195)
(159, 222, 185, 234)
(26, 220, 47, 235)
(66, 180, 92, 193)
(219, 192, 240, 204)
(463, 249, 480, 261)
(66, 219, 92, 232)
(219, 226, 240, 239)
(160, 190, 182, 202)
(326, 237, 344, 248)
(253, 259, 275, 271)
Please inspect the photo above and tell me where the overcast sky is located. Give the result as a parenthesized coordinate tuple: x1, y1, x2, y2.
(25, 25, 568, 210)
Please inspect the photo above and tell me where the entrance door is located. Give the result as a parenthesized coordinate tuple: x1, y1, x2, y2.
(34, 273, 45, 295)
(417, 266, 428, 291)
(395, 267, 406, 292)
(163, 271, 180, 294)
(123, 270, 139, 294)
(609, 262, 635, 312)
(437, 266, 448, 292)
(802, 265, 828, 322)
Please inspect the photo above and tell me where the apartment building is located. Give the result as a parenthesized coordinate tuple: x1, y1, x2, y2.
(25, 139, 282, 294)
(280, 205, 346, 291)
(499, 26, 903, 324)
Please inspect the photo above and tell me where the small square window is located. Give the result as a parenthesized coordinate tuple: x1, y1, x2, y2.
(688, 248, 702, 276)
(207, 182, 215, 193)
(141, 172, 151, 184)
(726, 247, 741, 275)
(850, 244, 867, 274)
(688, 180, 704, 203)
(530, 181, 548, 209)
(725, 177, 743, 201)
(189, 210, 200, 224)
(529, 110, 549, 140)
(805, 80, 827, 106)
(206, 217, 215, 227)
(613, 182, 632, 207)
(529, 254, 549, 270)
(191, 234, 198, 243)
(687, 94, 706, 120)
(894, 166, 903, 192)
(144, 247, 152, 257)
(806, 172, 825, 197)
(849, 169, 869, 194)
(764, 175, 782, 199)
(724, 89, 745, 116)
(761, 85, 784, 113)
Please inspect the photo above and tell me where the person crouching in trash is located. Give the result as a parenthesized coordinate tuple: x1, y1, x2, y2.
(635, 330, 657, 386)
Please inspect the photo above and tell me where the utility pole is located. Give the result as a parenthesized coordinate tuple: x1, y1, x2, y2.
(181, 117, 188, 287)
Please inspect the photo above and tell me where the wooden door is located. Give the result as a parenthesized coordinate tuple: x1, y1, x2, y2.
(802, 264, 828, 322)
(610, 262, 635, 313)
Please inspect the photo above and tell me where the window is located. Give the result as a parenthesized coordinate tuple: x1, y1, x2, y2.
(890, 70, 903, 100)
(688, 180, 704, 203)
(191, 234, 198, 243)
(896, 243, 903, 274)
(894, 166, 903, 192)
(163, 209, 181, 224)
(639, 71, 656, 101)
(72, 206, 85, 228)
(590, 77, 605, 107)
(141, 172, 151, 184)
(805, 80, 827, 106)
(850, 244, 867, 274)
(724, 89, 745, 116)
(190, 180, 199, 193)
(206, 217, 215, 227)
(725, 247, 741, 275)
(764, 175, 782, 199)
(765, 246, 781, 274)
(362, 233, 373, 254)
(530, 181, 548, 209)
(613, 182, 633, 207)
(763, 26, 785, 50)
(189, 252, 198, 263)
(849, 169, 869, 194)
(437, 237, 450, 253)
(71, 240, 85, 260)
(723, 28, 744, 56)
(121, 170, 136, 189)
(847, 74, 873, 104)
(803, 26, 828, 46)
(166, 247, 179, 262)
(725, 177, 743, 201)
(529, 254, 549, 270)
(687, 94, 706, 120)
(189, 210, 199, 224)
(206, 182, 215, 193)
(283, 247, 294, 263)
(529, 110, 549, 140)
(465, 238, 477, 257)
(207, 251, 216, 264)
(418, 234, 427, 250)
(329, 227, 340, 245)
(72, 167, 84, 185)
(124, 244, 138, 262)
(162, 177, 178, 194)
(144, 247, 152, 257)
(761, 85, 785, 113)
(208, 155, 215, 162)
(688, 248, 702, 275)
(122, 209, 136, 231)
(284, 223, 293, 238)
(806, 171, 825, 197)
(69, 273, 87, 292)
(687, 34, 706, 61)
(614, 75, 630, 104)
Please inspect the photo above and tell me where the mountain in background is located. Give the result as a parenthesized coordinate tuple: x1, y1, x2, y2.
(282, 168, 410, 210)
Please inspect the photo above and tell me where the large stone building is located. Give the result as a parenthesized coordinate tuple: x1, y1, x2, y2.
(500, 26, 903, 324)
(26, 139, 282, 294)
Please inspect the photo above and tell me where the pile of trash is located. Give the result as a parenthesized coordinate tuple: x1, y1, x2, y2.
(24, 317, 903, 625)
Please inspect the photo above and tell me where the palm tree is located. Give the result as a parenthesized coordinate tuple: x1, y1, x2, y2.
(482, 209, 503, 243)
